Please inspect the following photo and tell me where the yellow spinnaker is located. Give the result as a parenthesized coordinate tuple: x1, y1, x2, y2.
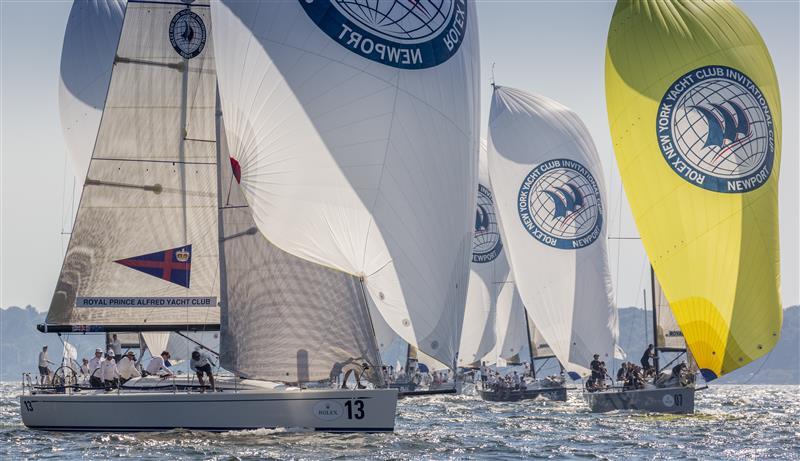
(606, 0, 782, 379)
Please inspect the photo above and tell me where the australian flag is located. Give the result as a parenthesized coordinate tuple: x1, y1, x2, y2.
(115, 245, 192, 288)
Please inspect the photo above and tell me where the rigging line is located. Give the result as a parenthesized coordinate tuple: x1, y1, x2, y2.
(743, 349, 773, 385)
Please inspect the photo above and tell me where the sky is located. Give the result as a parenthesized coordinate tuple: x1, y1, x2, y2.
(0, 0, 798, 312)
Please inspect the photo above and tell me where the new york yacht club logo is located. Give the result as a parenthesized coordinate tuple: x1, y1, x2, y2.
(656, 65, 775, 193)
(169, 9, 207, 59)
(517, 159, 603, 250)
(299, 0, 467, 69)
(473, 184, 502, 264)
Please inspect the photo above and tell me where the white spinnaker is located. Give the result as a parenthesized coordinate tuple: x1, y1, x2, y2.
(212, 1, 480, 368)
(459, 141, 499, 367)
(487, 86, 618, 374)
(59, 0, 127, 180)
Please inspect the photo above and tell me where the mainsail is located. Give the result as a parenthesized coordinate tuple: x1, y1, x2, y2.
(211, 0, 480, 369)
(606, 0, 782, 379)
(487, 86, 619, 374)
(47, 0, 220, 330)
(59, 0, 127, 180)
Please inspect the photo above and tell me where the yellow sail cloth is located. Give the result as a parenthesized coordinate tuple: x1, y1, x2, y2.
(606, 0, 782, 379)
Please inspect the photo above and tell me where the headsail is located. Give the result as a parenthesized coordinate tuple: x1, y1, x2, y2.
(606, 0, 782, 379)
(216, 112, 384, 383)
(487, 86, 618, 374)
(59, 0, 127, 180)
(529, 317, 555, 359)
(47, 0, 220, 330)
(211, 0, 480, 368)
(459, 141, 499, 368)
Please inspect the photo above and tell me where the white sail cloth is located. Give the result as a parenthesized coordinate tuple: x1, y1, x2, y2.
(459, 141, 499, 367)
(487, 86, 618, 374)
(59, 0, 127, 180)
(211, 0, 480, 368)
(493, 274, 529, 361)
(47, 1, 220, 327)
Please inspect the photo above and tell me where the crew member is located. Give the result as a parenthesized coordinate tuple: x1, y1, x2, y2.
(641, 344, 655, 372)
(117, 351, 141, 383)
(37, 345, 54, 385)
(100, 350, 119, 389)
(109, 334, 123, 362)
(190, 350, 216, 392)
(145, 351, 174, 377)
(88, 348, 104, 388)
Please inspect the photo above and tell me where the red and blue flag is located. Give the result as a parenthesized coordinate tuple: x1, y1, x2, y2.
(115, 245, 192, 288)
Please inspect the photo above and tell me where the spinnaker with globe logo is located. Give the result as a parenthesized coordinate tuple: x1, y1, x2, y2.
(605, 0, 782, 387)
(487, 85, 620, 378)
(211, 0, 480, 374)
(461, 141, 567, 403)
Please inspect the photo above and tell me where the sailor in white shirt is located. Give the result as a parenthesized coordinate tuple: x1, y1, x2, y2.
(512, 371, 522, 389)
(109, 334, 123, 362)
(78, 358, 90, 382)
(189, 350, 216, 392)
(100, 351, 120, 389)
(117, 351, 141, 383)
(88, 348, 104, 388)
(145, 351, 173, 377)
(37, 346, 53, 385)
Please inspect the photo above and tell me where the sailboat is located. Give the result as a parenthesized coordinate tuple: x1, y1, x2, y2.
(460, 141, 568, 402)
(592, 0, 783, 414)
(22, 0, 479, 431)
(487, 85, 622, 397)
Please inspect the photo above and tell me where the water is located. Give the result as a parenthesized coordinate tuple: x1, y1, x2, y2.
(1, 383, 798, 460)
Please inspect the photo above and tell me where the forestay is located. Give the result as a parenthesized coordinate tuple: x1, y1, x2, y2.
(211, 0, 480, 368)
(47, 1, 220, 328)
(606, 0, 782, 379)
(59, 0, 127, 180)
(487, 86, 619, 374)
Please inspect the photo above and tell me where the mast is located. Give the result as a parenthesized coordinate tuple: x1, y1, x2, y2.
(214, 81, 229, 362)
(523, 311, 535, 379)
(650, 265, 659, 374)
(358, 278, 385, 387)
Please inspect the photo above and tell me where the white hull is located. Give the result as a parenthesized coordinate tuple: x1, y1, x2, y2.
(20, 388, 398, 432)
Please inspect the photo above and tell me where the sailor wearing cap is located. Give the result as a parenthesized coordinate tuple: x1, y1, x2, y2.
(189, 350, 216, 392)
(88, 348, 104, 388)
(101, 350, 120, 389)
(117, 350, 141, 383)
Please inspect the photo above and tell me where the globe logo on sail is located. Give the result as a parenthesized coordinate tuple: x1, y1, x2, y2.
(472, 184, 502, 263)
(169, 10, 207, 59)
(517, 159, 603, 250)
(299, 0, 467, 69)
(656, 65, 775, 193)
